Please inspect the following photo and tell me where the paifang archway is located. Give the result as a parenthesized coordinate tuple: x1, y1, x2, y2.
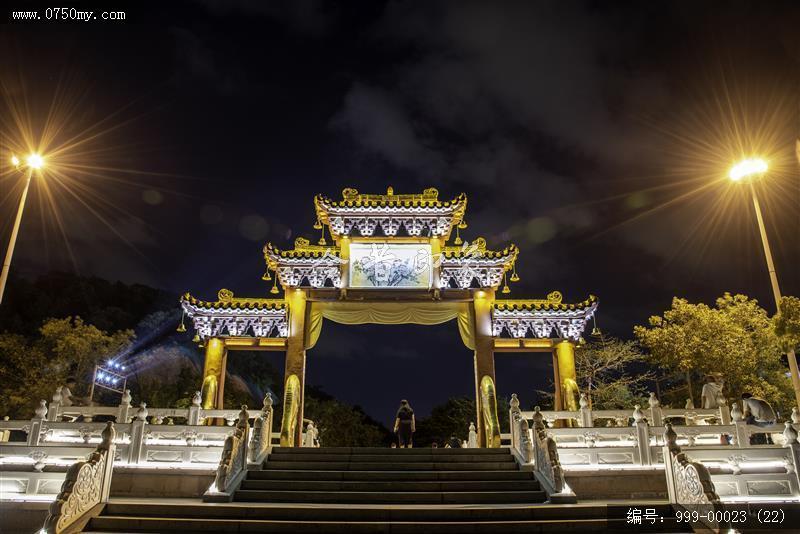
(180, 187, 598, 447)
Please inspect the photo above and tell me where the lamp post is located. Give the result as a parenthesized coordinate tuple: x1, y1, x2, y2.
(729, 158, 800, 410)
(0, 153, 44, 305)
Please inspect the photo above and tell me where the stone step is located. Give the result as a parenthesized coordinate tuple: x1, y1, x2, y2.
(101, 501, 617, 522)
(266, 453, 514, 463)
(233, 489, 548, 504)
(269, 447, 512, 455)
(239, 479, 541, 492)
(261, 461, 519, 471)
(86, 517, 625, 533)
(247, 469, 534, 481)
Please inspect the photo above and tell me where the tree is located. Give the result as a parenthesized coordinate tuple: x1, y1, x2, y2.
(0, 317, 133, 418)
(414, 396, 510, 447)
(775, 296, 800, 352)
(635, 293, 791, 415)
(575, 337, 651, 409)
(303, 395, 390, 446)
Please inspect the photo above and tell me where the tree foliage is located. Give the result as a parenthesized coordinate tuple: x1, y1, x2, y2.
(775, 296, 800, 352)
(634, 293, 791, 414)
(575, 337, 651, 409)
(0, 317, 133, 418)
(414, 396, 510, 447)
(303, 395, 390, 446)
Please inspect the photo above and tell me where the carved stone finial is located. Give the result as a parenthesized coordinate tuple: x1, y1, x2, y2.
(730, 402, 743, 422)
(263, 393, 273, 410)
(510, 393, 520, 410)
(192, 391, 202, 407)
(136, 402, 148, 422)
(35, 400, 48, 419)
(664, 422, 678, 448)
(120, 389, 132, 407)
(648, 392, 660, 409)
(632, 404, 644, 423)
(532, 406, 544, 429)
(685, 398, 695, 410)
(784, 422, 798, 445)
(469, 422, 476, 432)
(100, 421, 116, 450)
(237, 405, 249, 428)
(579, 393, 589, 409)
(792, 408, 800, 425)
(52, 387, 63, 404)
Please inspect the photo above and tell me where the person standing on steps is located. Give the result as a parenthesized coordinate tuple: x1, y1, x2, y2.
(393, 399, 415, 448)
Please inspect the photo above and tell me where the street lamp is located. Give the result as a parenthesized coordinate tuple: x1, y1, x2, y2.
(0, 153, 44, 305)
(729, 157, 800, 409)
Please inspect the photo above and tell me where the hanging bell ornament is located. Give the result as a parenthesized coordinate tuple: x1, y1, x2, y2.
(313, 219, 322, 230)
(501, 272, 511, 294)
(318, 225, 327, 246)
(458, 219, 467, 230)
(591, 326, 602, 337)
(510, 265, 520, 283)
(453, 226, 463, 246)
(270, 274, 280, 294)
(262, 270, 272, 281)
(192, 333, 200, 343)
(176, 312, 187, 333)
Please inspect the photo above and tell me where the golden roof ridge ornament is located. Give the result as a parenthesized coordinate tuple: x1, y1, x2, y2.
(314, 186, 467, 240)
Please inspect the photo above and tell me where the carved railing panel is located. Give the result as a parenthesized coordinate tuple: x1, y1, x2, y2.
(531, 407, 565, 494)
(249, 395, 273, 463)
(42, 422, 116, 534)
(213, 406, 249, 494)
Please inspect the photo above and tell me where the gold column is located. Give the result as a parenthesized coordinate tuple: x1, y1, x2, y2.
(339, 236, 350, 296)
(201, 337, 227, 410)
(281, 289, 308, 446)
(472, 290, 497, 447)
(430, 236, 443, 291)
(555, 340, 579, 411)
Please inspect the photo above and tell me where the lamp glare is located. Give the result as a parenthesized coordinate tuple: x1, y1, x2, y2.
(729, 158, 767, 181)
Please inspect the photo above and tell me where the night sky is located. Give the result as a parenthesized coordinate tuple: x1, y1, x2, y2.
(1, 1, 799, 425)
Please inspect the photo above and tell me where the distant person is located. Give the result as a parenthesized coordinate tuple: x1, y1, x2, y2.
(445, 435, 462, 448)
(393, 399, 415, 448)
(741, 393, 776, 445)
(701, 375, 725, 409)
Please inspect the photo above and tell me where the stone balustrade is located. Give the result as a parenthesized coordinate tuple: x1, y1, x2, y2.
(664, 422, 800, 507)
(0, 393, 280, 498)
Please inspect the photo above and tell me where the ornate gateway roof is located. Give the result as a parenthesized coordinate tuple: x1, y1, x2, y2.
(181, 187, 598, 342)
(314, 187, 467, 240)
(180, 289, 288, 340)
(492, 292, 598, 341)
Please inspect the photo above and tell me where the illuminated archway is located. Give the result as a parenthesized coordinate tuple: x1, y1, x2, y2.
(181, 187, 597, 446)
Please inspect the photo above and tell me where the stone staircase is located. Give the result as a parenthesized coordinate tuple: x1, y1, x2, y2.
(83, 447, 667, 532)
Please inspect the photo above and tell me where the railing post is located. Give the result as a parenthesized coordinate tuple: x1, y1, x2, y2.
(719, 400, 731, 425)
(28, 400, 48, 445)
(663, 424, 678, 503)
(730, 402, 748, 447)
(633, 405, 651, 465)
(648, 393, 663, 427)
(48, 388, 62, 422)
(128, 403, 148, 464)
(509, 393, 520, 449)
(783, 422, 800, 493)
(579, 393, 592, 428)
(117, 389, 132, 423)
(188, 391, 202, 426)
